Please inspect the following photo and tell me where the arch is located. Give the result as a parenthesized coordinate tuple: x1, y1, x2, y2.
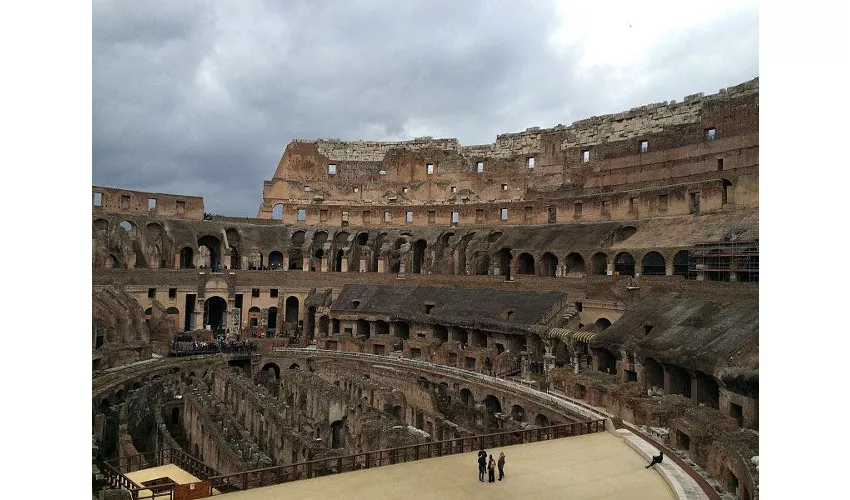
(391, 405, 403, 420)
(565, 252, 585, 275)
(356, 319, 370, 339)
(119, 220, 133, 232)
(357, 232, 369, 246)
(268, 251, 283, 269)
(291, 230, 306, 246)
(166, 307, 179, 314)
(197, 235, 221, 268)
(673, 250, 690, 277)
(144, 307, 152, 316)
(179, 247, 194, 269)
(517, 253, 535, 275)
(595, 318, 612, 331)
(594, 347, 617, 373)
(644, 358, 664, 390)
(669, 365, 692, 398)
(487, 231, 503, 243)
(412, 239, 427, 274)
(459, 388, 475, 408)
(289, 363, 300, 370)
(482, 395, 502, 428)
(203, 296, 227, 333)
(641, 251, 666, 276)
(614, 252, 635, 277)
(534, 413, 550, 427)
(591, 252, 608, 275)
(539, 252, 558, 277)
(272, 204, 284, 220)
(331, 420, 346, 449)
(105, 254, 119, 268)
(166, 307, 179, 329)
(267, 307, 278, 332)
(511, 404, 526, 422)
(93, 219, 109, 232)
(615, 226, 637, 242)
(374, 320, 389, 336)
(496, 248, 512, 279)
(262, 362, 281, 380)
(285, 296, 299, 324)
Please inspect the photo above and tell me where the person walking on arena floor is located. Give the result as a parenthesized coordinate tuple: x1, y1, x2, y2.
(488, 454, 496, 483)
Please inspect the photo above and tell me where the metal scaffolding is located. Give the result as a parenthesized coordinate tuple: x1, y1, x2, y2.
(688, 237, 759, 282)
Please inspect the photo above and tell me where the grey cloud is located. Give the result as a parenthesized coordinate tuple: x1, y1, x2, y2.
(93, 0, 758, 216)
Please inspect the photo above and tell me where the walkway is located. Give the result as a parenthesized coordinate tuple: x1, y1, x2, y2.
(215, 432, 675, 500)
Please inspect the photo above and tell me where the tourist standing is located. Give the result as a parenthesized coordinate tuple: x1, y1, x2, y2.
(478, 450, 487, 482)
(497, 452, 506, 481)
(488, 454, 496, 483)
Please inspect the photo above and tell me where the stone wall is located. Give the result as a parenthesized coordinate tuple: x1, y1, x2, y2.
(92, 186, 204, 220)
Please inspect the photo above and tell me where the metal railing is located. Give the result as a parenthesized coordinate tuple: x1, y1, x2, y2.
(209, 419, 605, 493)
(102, 448, 219, 500)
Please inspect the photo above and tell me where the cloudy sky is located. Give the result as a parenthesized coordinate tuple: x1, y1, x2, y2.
(93, 0, 759, 217)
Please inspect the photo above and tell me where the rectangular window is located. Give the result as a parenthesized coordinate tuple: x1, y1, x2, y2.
(304, 186, 311, 192)
(341, 211, 349, 226)
(379, 170, 387, 175)
(297, 209, 306, 221)
(362, 211, 371, 224)
(121, 195, 130, 209)
(501, 183, 508, 191)
(476, 161, 484, 173)
(235, 294, 243, 309)
(547, 206, 557, 224)
(640, 140, 649, 153)
(451, 211, 459, 225)
(176, 200, 185, 214)
(168, 288, 177, 298)
(428, 211, 436, 225)
(476, 209, 484, 223)
(717, 158, 724, 171)
(705, 128, 716, 141)
(403, 187, 409, 193)
(270, 288, 279, 298)
(328, 164, 337, 175)
(426, 163, 434, 175)
(658, 194, 669, 211)
(148, 288, 156, 298)
(527, 157, 535, 169)
(93, 192, 103, 206)
(602, 201, 611, 216)
(405, 211, 413, 223)
(148, 198, 156, 210)
(450, 186, 457, 193)
(582, 150, 590, 163)
(384, 211, 391, 222)
(629, 197, 637, 213)
(574, 202, 582, 216)
(252, 288, 260, 298)
(500, 208, 508, 220)
(320, 209, 329, 222)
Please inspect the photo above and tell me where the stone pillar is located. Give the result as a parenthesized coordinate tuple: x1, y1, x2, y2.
(665, 261, 674, 276)
(340, 257, 348, 272)
(282, 255, 290, 270)
(377, 259, 385, 273)
(359, 258, 368, 272)
(607, 261, 615, 276)
(663, 368, 672, 395)
(321, 256, 329, 272)
(691, 376, 699, 404)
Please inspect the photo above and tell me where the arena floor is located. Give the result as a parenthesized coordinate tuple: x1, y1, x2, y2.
(215, 431, 676, 499)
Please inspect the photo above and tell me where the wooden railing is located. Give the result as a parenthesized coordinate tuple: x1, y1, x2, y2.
(209, 419, 605, 493)
(102, 448, 219, 500)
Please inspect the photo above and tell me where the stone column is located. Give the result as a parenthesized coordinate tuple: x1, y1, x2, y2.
(509, 258, 518, 280)
(377, 259, 385, 273)
(282, 255, 290, 271)
(359, 258, 368, 272)
(340, 257, 348, 272)
(665, 261, 674, 276)
(321, 256, 329, 272)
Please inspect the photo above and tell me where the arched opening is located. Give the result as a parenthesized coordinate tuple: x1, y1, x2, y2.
(391, 405, 403, 420)
(393, 321, 410, 341)
(614, 252, 635, 277)
(197, 235, 221, 269)
(93, 219, 109, 232)
(722, 179, 733, 206)
(591, 252, 608, 275)
(594, 318, 611, 331)
(268, 251, 283, 269)
(673, 250, 690, 277)
(289, 363, 300, 370)
(106, 254, 119, 268)
(540, 252, 558, 277)
(669, 366, 692, 398)
(565, 252, 586, 276)
(267, 307, 278, 332)
(262, 362, 281, 380)
(166, 307, 179, 330)
(203, 297, 227, 333)
(615, 226, 637, 242)
(483, 395, 502, 429)
(119, 220, 133, 232)
(412, 239, 427, 274)
(285, 297, 299, 325)
(357, 232, 369, 246)
(180, 247, 194, 269)
(433, 325, 448, 343)
(374, 320, 389, 336)
(517, 253, 535, 275)
(511, 404, 526, 422)
(247, 306, 261, 328)
(230, 247, 240, 269)
(644, 358, 664, 390)
(593, 348, 617, 373)
(534, 413, 550, 427)
(641, 251, 666, 276)
(334, 250, 344, 272)
(496, 248, 512, 279)
(459, 389, 474, 408)
(272, 204, 284, 220)
(356, 319, 371, 339)
(696, 371, 720, 409)
(330, 420, 346, 449)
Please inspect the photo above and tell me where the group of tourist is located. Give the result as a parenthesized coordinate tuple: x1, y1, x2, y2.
(171, 337, 258, 355)
(477, 449, 506, 483)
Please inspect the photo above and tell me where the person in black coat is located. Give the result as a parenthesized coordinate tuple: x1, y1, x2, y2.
(478, 450, 487, 482)
(645, 451, 664, 468)
(488, 455, 496, 483)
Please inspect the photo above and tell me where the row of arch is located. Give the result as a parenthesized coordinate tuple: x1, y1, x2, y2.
(510, 250, 690, 277)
